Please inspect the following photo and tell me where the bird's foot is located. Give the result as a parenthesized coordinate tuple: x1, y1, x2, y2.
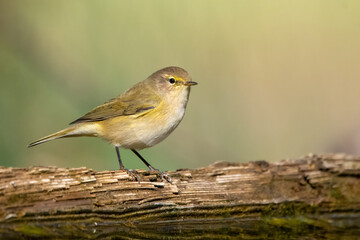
(148, 167, 172, 184)
(121, 168, 141, 182)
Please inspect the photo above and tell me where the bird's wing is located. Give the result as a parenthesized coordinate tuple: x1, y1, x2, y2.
(70, 83, 162, 124)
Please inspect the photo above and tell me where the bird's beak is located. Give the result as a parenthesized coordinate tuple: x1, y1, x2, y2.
(184, 81, 198, 86)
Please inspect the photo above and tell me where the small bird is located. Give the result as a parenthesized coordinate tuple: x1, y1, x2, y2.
(28, 66, 197, 183)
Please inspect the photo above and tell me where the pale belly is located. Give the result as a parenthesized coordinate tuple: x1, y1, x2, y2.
(99, 86, 190, 149)
(101, 103, 186, 150)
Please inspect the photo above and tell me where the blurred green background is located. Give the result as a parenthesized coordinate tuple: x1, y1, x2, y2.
(1, 0, 360, 171)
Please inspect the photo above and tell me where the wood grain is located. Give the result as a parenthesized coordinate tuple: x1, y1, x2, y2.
(0, 153, 359, 239)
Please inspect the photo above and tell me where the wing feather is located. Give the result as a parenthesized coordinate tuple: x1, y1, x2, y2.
(70, 83, 161, 124)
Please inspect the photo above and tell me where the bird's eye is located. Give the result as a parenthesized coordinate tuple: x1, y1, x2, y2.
(169, 77, 176, 84)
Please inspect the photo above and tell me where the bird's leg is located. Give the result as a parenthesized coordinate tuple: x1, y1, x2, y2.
(131, 149, 172, 183)
(115, 147, 140, 181)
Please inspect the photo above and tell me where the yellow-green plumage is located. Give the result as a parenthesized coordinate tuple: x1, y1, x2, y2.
(28, 66, 197, 182)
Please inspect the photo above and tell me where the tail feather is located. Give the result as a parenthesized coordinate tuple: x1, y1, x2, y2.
(28, 126, 77, 148)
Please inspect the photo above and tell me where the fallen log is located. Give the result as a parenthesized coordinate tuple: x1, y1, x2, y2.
(0, 153, 359, 239)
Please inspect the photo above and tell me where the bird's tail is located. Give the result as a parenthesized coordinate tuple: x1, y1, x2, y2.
(28, 126, 78, 147)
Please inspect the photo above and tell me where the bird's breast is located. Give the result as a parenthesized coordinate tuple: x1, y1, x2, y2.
(102, 87, 190, 149)
(135, 91, 188, 147)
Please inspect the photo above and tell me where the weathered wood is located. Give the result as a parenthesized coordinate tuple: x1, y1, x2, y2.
(0, 153, 359, 239)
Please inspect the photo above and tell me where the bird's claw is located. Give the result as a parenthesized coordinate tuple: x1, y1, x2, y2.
(122, 169, 141, 182)
(149, 168, 172, 184)
(121, 167, 172, 183)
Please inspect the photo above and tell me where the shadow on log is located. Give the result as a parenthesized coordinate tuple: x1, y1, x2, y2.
(0, 153, 359, 239)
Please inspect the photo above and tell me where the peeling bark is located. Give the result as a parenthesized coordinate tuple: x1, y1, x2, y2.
(0, 154, 359, 239)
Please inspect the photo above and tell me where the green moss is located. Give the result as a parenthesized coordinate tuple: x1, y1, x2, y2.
(265, 216, 321, 228)
(15, 224, 47, 236)
(261, 201, 317, 217)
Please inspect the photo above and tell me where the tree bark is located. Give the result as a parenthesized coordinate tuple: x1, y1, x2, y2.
(0, 153, 359, 239)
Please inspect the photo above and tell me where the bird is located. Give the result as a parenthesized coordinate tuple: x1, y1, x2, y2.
(28, 66, 197, 183)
